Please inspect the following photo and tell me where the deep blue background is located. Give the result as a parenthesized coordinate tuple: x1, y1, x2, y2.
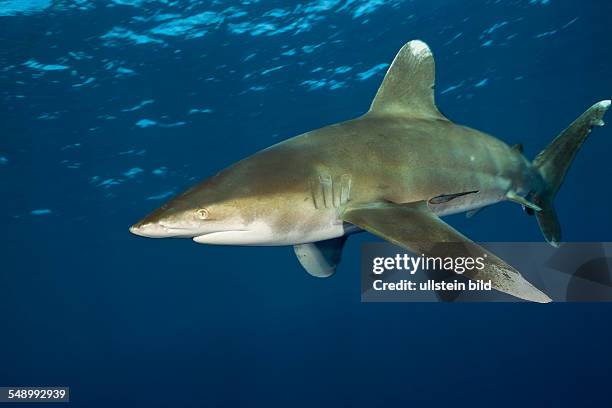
(1, 0, 611, 406)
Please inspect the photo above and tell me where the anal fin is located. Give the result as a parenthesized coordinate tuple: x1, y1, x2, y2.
(506, 191, 542, 212)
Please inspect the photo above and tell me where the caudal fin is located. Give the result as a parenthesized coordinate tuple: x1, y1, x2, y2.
(531, 100, 611, 246)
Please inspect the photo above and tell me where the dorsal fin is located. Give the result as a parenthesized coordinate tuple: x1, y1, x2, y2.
(368, 40, 447, 121)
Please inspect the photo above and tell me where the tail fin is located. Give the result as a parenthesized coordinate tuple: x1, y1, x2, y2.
(531, 100, 610, 246)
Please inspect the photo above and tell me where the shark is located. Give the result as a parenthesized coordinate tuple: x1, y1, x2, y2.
(130, 40, 610, 303)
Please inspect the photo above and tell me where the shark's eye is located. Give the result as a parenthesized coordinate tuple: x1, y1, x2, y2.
(196, 208, 209, 220)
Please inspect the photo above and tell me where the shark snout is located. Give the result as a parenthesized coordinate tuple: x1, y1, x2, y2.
(129, 222, 174, 238)
(130, 203, 196, 238)
(130, 215, 211, 238)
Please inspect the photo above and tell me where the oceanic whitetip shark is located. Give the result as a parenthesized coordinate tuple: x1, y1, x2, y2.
(130, 40, 610, 303)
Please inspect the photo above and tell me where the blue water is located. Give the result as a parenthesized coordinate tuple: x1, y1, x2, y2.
(2, 1, 611, 406)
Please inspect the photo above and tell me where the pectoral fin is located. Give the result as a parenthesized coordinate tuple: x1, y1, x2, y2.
(341, 201, 551, 303)
(293, 236, 348, 278)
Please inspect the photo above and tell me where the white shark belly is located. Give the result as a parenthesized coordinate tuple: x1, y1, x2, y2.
(193, 218, 357, 246)
(433, 198, 503, 217)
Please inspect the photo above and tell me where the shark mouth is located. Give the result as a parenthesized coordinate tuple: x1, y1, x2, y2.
(193, 230, 252, 244)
